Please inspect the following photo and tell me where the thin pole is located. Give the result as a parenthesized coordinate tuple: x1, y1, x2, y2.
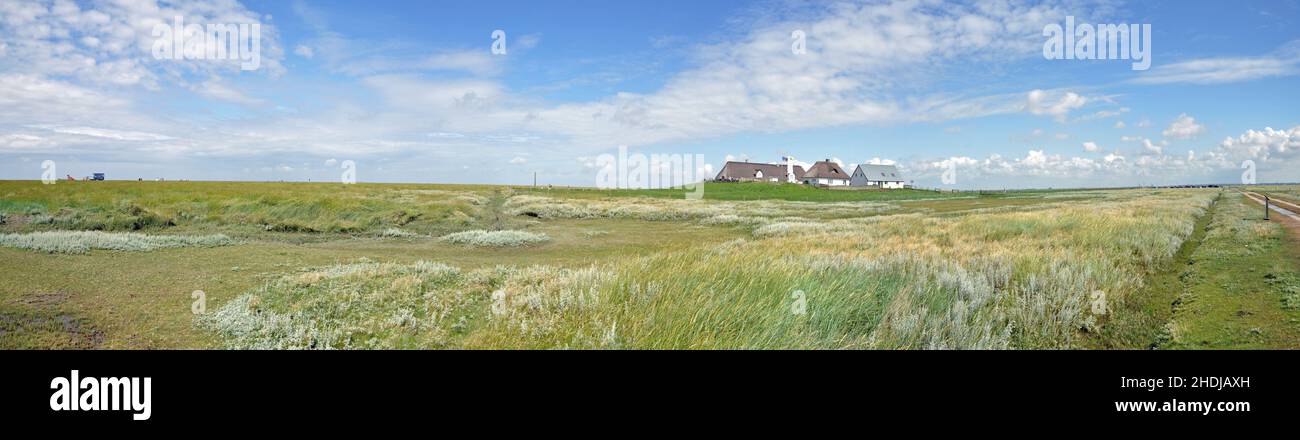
(1265, 195, 1270, 220)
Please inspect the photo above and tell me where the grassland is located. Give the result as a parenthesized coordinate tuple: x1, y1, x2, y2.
(2, 180, 1297, 349)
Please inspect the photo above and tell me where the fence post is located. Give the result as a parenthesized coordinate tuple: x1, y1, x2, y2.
(1264, 196, 1270, 220)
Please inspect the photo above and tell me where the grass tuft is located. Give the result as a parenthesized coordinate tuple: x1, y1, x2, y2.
(439, 229, 549, 247)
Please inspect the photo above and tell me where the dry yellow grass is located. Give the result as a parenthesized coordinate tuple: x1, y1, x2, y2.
(203, 189, 1217, 349)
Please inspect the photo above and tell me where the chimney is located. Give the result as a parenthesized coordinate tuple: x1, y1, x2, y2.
(784, 156, 795, 183)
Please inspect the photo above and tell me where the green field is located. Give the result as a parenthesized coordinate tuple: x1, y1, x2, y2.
(1, 180, 1297, 349)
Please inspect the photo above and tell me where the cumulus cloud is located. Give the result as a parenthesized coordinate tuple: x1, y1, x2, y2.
(1026, 90, 1087, 122)
(509, 156, 527, 164)
(1141, 138, 1165, 155)
(0, 0, 285, 87)
(906, 147, 1217, 188)
(1082, 142, 1100, 152)
(1214, 126, 1300, 163)
(1162, 114, 1205, 139)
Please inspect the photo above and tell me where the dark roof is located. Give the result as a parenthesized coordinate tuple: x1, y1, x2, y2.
(802, 160, 850, 180)
(853, 164, 904, 181)
(716, 161, 805, 180)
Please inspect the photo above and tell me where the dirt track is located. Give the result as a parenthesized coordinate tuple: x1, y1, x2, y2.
(1243, 191, 1300, 236)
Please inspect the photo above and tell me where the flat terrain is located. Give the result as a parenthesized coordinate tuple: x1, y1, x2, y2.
(1, 180, 1297, 349)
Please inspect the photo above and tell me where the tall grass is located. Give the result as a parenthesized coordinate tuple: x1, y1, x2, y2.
(505, 194, 897, 224)
(0, 181, 485, 235)
(202, 189, 1216, 349)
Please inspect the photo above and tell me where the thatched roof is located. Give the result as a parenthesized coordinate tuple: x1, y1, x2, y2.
(802, 160, 850, 180)
(716, 161, 805, 180)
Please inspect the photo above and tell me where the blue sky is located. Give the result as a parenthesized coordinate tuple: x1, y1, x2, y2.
(1, 0, 1299, 189)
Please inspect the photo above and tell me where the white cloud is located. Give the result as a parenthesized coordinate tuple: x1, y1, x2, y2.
(1141, 138, 1164, 155)
(1132, 41, 1300, 85)
(324, 158, 338, 166)
(1082, 142, 1100, 152)
(0, 133, 55, 150)
(515, 34, 541, 50)
(1026, 90, 1087, 122)
(193, 79, 265, 106)
(509, 156, 527, 164)
(1162, 114, 1205, 139)
(1214, 126, 1300, 163)
(1114, 121, 1126, 129)
(906, 146, 1222, 188)
(1073, 107, 1129, 123)
(0, 0, 285, 88)
(294, 45, 314, 59)
(34, 125, 172, 141)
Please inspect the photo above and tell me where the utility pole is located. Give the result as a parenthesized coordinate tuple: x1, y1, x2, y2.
(533, 172, 537, 188)
(1265, 195, 1270, 220)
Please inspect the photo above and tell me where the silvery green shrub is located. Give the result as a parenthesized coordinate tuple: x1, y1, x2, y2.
(439, 230, 549, 247)
(0, 231, 238, 254)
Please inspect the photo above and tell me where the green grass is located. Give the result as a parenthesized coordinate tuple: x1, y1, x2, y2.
(0, 218, 746, 348)
(1158, 193, 1300, 348)
(199, 188, 1221, 349)
(1093, 190, 1300, 349)
(0, 180, 490, 236)
(3, 180, 1296, 349)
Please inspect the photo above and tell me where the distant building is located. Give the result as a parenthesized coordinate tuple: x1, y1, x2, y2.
(715, 161, 805, 183)
(801, 160, 851, 186)
(850, 164, 905, 189)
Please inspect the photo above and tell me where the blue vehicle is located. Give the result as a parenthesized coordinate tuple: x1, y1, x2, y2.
(92, 173, 105, 181)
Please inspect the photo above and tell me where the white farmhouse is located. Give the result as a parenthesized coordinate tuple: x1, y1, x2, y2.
(800, 160, 851, 186)
(850, 164, 906, 189)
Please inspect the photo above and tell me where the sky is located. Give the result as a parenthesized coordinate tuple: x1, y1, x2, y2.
(1, 0, 1299, 189)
